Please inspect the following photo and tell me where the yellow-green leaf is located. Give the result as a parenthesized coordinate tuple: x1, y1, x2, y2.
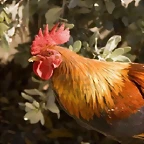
(73, 40, 82, 53)
(21, 92, 35, 102)
(45, 7, 62, 25)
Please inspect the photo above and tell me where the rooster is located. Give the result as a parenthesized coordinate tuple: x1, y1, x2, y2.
(28, 23, 144, 144)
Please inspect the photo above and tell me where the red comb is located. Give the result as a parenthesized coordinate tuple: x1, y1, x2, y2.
(31, 23, 70, 55)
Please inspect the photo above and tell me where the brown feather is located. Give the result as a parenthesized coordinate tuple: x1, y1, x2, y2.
(133, 133, 144, 140)
(49, 45, 144, 122)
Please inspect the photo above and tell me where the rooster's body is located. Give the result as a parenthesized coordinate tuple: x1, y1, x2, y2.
(29, 23, 144, 143)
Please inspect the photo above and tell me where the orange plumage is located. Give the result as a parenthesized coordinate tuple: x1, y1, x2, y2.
(29, 23, 144, 143)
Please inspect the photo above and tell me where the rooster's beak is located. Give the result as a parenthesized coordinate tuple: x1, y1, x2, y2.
(28, 56, 40, 62)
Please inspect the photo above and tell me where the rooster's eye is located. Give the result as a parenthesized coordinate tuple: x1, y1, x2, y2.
(47, 51, 53, 56)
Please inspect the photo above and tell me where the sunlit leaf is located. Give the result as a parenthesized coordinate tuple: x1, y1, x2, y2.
(25, 102, 36, 110)
(89, 32, 99, 48)
(7, 27, 15, 37)
(109, 47, 133, 61)
(112, 55, 131, 62)
(24, 109, 44, 125)
(25, 106, 33, 113)
(110, 48, 125, 58)
(0, 10, 11, 24)
(65, 23, 74, 29)
(103, 35, 121, 57)
(123, 47, 131, 53)
(73, 40, 82, 53)
(0, 34, 9, 50)
(24, 110, 39, 123)
(33, 100, 40, 108)
(21, 92, 35, 102)
(0, 22, 9, 36)
(24, 89, 44, 97)
(69, 45, 73, 51)
(0, 12, 4, 22)
(105, 58, 113, 62)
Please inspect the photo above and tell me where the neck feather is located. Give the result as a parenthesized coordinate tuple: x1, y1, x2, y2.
(50, 46, 135, 122)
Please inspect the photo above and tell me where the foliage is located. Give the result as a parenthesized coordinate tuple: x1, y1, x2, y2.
(0, 0, 144, 144)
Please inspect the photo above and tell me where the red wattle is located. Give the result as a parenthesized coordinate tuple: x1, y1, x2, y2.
(33, 61, 54, 80)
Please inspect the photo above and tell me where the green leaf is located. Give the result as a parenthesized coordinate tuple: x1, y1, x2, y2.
(73, 40, 82, 53)
(33, 100, 40, 108)
(105, 0, 115, 14)
(110, 47, 132, 58)
(25, 102, 35, 110)
(24, 89, 44, 97)
(31, 77, 42, 83)
(69, 45, 73, 51)
(45, 7, 62, 25)
(103, 35, 121, 57)
(124, 54, 136, 62)
(105, 58, 113, 62)
(7, 27, 15, 37)
(65, 23, 74, 29)
(0, 34, 9, 50)
(89, 32, 99, 48)
(122, 16, 129, 26)
(110, 48, 125, 58)
(83, 41, 89, 48)
(0, 10, 11, 24)
(0, 22, 9, 36)
(68, 0, 79, 9)
(77, 0, 93, 8)
(21, 92, 35, 102)
(122, 47, 131, 53)
(24, 109, 45, 125)
(47, 94, 60, 118)
(0, 13, 4, 22)
(112, 55, 131, 62)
